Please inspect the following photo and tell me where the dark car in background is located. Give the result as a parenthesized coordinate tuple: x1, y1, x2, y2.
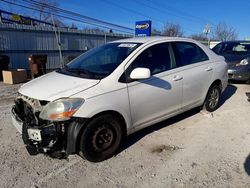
(212, 41, 250, 83)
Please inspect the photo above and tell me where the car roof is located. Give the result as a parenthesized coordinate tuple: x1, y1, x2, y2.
(112, 36, 196, 44)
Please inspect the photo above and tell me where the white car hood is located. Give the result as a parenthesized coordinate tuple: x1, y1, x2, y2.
(19, 71, 100, 101)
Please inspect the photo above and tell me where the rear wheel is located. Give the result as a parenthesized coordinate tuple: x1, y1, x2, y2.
(79, 114, 123, 162)
(204, 84, 221, 112)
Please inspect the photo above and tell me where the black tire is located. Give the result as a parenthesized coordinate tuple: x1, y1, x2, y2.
(79, 114, 123, 162)
(204, 84, 221, 112)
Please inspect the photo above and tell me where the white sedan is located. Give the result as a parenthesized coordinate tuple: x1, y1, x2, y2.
(11, 37, 228, 162)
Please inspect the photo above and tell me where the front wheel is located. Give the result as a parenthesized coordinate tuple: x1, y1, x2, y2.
(79, 114, 123, 162)
(204, 85, 221, 112)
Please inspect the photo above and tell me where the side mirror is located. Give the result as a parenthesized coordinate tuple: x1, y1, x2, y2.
(130, 68, 151, 80)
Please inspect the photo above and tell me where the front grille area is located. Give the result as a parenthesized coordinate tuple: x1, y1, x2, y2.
(13, 95, 65, 155)
(13, 98, 39, 146)
(14, 98, 38, 125)
(16, 93, 49, 112)
(40, 100, 49, 106)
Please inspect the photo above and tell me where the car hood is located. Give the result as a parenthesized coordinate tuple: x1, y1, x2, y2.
(19, 71, 100, 101)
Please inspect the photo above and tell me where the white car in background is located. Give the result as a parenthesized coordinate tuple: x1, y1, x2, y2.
(11, 37, 228, 162)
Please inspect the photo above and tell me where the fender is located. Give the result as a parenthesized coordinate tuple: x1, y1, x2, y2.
(74, 105, 133, 133)
(66, 118, 88, 154)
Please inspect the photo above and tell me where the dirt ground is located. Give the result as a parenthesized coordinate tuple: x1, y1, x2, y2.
(0, 82, 249, 188)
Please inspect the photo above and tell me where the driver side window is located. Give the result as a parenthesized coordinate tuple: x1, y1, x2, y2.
(131, 42, 171, 75)
(120, 42, 173, 83)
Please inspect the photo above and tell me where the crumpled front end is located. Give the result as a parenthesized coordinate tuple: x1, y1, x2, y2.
(11, 93, 69, 158)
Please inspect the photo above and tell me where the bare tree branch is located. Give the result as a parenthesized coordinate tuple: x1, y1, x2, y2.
(31, 0, 58, 21)
(151, 28, 162, 36)
(190, 33, 207, 41)
(212, 22, 238, 41)
(162, 23, 184, 37)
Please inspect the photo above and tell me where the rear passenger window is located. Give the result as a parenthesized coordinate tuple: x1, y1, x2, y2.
(172, 42, 209, 67)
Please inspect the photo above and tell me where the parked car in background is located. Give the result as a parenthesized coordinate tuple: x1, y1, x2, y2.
(212, 41, 250, 83)
(11, 37, 228, 162)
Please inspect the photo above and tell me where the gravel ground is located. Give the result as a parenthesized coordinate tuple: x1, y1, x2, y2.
(0, 82, 249, 188)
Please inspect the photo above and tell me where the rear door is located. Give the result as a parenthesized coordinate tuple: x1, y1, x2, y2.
(171, 42, 213, 109)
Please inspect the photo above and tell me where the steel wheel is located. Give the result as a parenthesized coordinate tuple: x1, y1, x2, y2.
(91, 124, 115, 152)
(79, 114, 123, 162)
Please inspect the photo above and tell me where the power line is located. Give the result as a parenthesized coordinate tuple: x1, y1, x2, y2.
(135, 0, 193, 21)
(131, 0, 206, 33)
(0, 0, 134, 34)
(142, 0, 215, 27)
(21, 0, 134, 32)
(100, 0, 199, 33)
(100, 0, 165, 26)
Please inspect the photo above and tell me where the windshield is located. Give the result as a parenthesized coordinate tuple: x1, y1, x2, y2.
(212, 42, 250, 55)
(59, 42, 141, 79)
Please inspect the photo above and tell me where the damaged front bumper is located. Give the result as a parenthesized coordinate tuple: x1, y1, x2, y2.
(11, 105, 65, 156)
(11, 94, 87, 158)
(11, 108, 23, 134)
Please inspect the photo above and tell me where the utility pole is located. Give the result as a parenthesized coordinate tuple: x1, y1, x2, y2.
(203, 24, 211, 47)
(52, 16, 64, 68)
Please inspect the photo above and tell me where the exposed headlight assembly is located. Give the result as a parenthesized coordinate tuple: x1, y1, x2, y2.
(236, 58, 249, 66)
(39, 98, 84, 121)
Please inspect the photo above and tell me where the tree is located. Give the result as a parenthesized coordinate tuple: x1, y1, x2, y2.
(190, 33, 207, 41)
(151, 28, 162, 36)
(82, 27, 105, 33)
(32, 0, 58, 21)
(51, 17, 67, 27)
(31, 0, 67, 27)
(212, 22, 238, 41)
(162, 23, 184, 37)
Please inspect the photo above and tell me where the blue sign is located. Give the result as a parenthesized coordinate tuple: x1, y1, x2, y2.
(135, 20, 152, 37)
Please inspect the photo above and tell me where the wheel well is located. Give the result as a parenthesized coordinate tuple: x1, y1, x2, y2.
(91, 111, 127, 137)
(211, 79, 222, 92)
(202, 79, 222, 107)
(75, 110, 127, 153)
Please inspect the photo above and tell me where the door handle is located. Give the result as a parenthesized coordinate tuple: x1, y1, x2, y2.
(173, 75, 183, 81)
(205, 67, 213, 71)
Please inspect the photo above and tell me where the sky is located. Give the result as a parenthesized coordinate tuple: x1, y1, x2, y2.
(59, 0, 250, 39)
(1, 0, 250, 39)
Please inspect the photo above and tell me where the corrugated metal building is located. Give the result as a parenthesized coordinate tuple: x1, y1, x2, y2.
(0, 24, 131, 70)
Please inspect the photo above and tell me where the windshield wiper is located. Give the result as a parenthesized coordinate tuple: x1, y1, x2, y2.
(64, 65, 104, 79)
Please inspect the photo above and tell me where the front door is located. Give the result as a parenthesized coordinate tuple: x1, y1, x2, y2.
(125, 42, 183, 129)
